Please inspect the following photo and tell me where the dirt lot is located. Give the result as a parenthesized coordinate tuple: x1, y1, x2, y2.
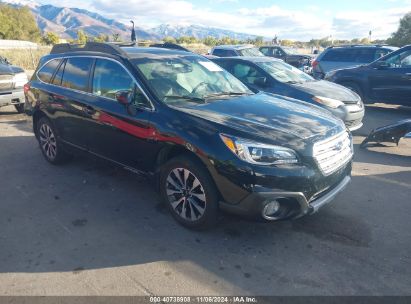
(0, 104, 410, 296)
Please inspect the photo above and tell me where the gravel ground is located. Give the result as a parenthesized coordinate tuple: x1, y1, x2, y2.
(0, 104, 410, 296)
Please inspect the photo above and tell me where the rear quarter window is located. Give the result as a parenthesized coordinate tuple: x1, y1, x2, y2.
(37, 59, 61, 83)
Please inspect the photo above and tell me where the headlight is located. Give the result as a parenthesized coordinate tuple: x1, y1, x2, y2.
(13, 73, 28, 88)
(220, 134, 298, 165)
(312, 96, 344, 109)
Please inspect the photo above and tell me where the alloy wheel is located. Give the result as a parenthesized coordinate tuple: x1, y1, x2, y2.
(165, 168, 207, 221)
(39, 123, 57, 160)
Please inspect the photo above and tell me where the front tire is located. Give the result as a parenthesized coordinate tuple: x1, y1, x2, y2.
(37, 117, 71, 165)
(159, 155, 219, 230)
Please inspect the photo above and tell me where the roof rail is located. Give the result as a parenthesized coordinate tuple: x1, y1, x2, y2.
(327, 44, 390, 49)
(50, 42, 132, 57)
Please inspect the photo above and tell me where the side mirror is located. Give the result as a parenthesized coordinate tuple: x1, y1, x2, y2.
(374, 61, 390, 69)
(115, 90, 132, 105)
(254, 77, 268, 88)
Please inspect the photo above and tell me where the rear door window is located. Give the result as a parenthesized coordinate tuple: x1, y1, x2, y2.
(37, 59, 61, 83)
(61, 57, 93, 92)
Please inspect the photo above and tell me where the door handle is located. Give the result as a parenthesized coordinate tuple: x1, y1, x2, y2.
(83, 105, 96, 115)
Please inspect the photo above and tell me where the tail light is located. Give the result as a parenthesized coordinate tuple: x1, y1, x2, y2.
(23, 83, 30, 94)
(312, 60, 319, 69)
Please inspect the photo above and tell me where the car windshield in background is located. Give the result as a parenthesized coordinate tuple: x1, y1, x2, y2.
(239, 48, 264, 57)
(133, 56, 251, 104)
(257, 60, 314, 84)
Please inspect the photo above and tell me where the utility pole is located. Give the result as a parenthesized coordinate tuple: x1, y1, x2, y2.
(130, 20, 137, 45)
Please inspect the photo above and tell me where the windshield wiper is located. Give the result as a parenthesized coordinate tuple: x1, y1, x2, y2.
(203, 92, 250, 99)
(163, 95, 206, 104)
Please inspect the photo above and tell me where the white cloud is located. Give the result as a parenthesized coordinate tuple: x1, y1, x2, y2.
(35, 0, 411, 40)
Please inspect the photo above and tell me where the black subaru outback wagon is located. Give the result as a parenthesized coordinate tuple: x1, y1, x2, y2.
(25, 42, 353, 229)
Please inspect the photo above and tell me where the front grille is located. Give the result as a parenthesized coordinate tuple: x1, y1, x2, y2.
(0, 75, 13, 91)
(313, 131, 353, 176)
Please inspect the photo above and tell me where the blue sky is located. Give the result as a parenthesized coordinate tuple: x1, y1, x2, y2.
(30, 0, 411, 40)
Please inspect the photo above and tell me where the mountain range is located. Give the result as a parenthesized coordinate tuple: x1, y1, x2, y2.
(1, 0, 259, 41)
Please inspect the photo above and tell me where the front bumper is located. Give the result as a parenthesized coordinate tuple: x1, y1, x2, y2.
(218, 162, 352, 221)
(0, 89, 25, 107)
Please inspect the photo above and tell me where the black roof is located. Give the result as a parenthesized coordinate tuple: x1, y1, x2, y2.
(50, 42, 195, 59)
(212, 56, 283, 63)
(326, 44, 398, 50)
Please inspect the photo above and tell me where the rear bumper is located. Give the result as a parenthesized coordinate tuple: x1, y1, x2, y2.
(328, 103, 365, 131)
(0, 89, 25, 107)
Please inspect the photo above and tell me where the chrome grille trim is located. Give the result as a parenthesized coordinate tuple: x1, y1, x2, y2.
(313, 131, 353, 176)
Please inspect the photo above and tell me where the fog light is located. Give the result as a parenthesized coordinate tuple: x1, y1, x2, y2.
(263, 200, 281, 219)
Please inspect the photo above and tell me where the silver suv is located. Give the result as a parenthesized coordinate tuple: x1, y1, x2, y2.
(210, 45, 264, 57)
(0, 56, 28, 113)
(312, 45, 398, 79)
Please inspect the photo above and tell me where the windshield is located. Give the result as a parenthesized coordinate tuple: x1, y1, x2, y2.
(133, 55, 252, 104)
(239, 48, 264, 57)
(256, 60, 314, 83)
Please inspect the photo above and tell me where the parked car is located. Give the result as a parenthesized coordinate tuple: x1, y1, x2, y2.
(25, 42, 353, 229)
(212, 56, 364, 131)
(259, 45, 313, 69)
(0, 56, 28, 113)
(325, 45, 411, 105)
(210, 45, 264, 57)
(312, 45, 398, 79)
(150, 42, 191, 52)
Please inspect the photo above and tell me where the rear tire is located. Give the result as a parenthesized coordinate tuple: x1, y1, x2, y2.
(14, 104, 24, 113)
(37, 117, 72, 165)
(159, 155, 219, 230)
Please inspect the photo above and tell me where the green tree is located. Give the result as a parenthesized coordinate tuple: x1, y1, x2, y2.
(0, 4, 41, 42)
(280, 39, 294, 47)
(93, 34, 109, 43)
(203, 36, 218, 46)
(163, 36, 176, 44)
(75, 30, 88, 44)
(41, 31, 60, 45)
(254, 36, 264, 46)
(387, 12, 411, 46)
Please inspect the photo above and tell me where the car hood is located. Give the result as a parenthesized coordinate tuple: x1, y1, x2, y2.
(0, 63, 24, 75)
(171, 93, 345, 147)
(291, 80, 360, 103)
